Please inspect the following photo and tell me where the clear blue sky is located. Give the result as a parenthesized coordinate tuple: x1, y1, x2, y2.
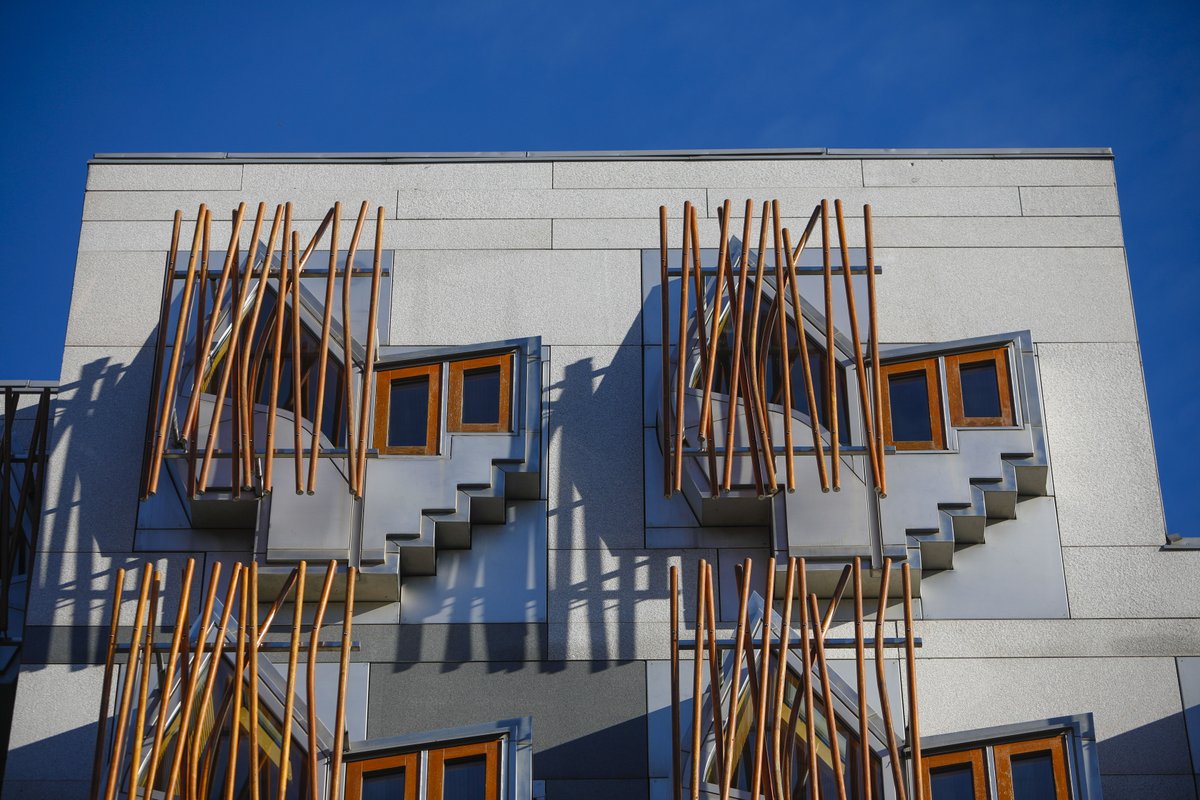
(1, 1, 1196, 534)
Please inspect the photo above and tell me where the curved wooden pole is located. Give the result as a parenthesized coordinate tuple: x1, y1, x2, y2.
(90, 567, 125, 800)
(307, 206, 341, 494)
(670, 565, 682, 800)
(747, 202, 777, 491)
(722, 201, 754, 492)
(690, 204, 720, 496)
(720, 559, 752, 800)
(903, 564, 924, 800)
(341, 203, 368, 496)
(307, 561, 337, 799)
(699, 200, 732, 471)
(690, 558, 706, 800)
(771, 201, 795, 493)
(875, 560, 906, 800)
(673, 203, 692, 495)
(771, 557, 797, 800)
(248, 561, 261, 800)
(189, 564, 243, 795)
(128, 570, 161, 800)
(142, 559, 195, 799)
(660, 207, 673, 497)
(276, 561, 305, 800)
(141, 214, 182, 499)
(188, 213, 213, 498)
(799, 563, 819, 800)
(353, 209, 384, 498)
(809, 593, 847, 800)
(864, 205, 886, 497)
(703, 561, 726, 790)
(224, 564, 248, 800)
(853, 558, 871, 800)
(782, 218, 829, 492)
(290, 231, 305, 494)
(239, 205, 284, 490)
(750, 558, 776, 800)
(820, 201, 840, 490)
(328, 565, 356, 800)
(264, 205, 292, 493)
(104, 564, 153, 800)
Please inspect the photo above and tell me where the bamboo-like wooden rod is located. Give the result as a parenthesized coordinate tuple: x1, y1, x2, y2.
(249, 561, 262, 800)
(224, 565, 248, 800)
(276, 561, 305, 800)
(903, 563, 924, 800)
(307, 205, 341, 494)
(198, 205, 262, 493)
(180, 204, 247, 460)
(239, 205, 284, 489)
(702, 561, 726, 790)
(128, 570, 160, 800)
(690, 558, 707, 800)
(189, 564, 243, 796)
(750, 557, 776, 800)
(833, 201, 883, 495)
(353, 208, 385, 498)
(341, 203, 368, 496)
(864, 205, 886, 497)
(737, 609, 782, 800)
(104, 565, 153, 800)
(799, 563, 819, 800)
(148, 206, 207, 496)
(296, 207, 336, 272)
(782, 219, 829, 493)
(853, 559, 871, 800)
(141, 213, 182, 499)
(670, 565, 682, 800)
(189, 213, 213, 499)
(142, 559, 194, 800)
(821, 563, 853, 636)
(229, 218, 244, 502)
(163, 562, 222, 800)
(90, 567, 125, 800)
(257, 568, 300, 647)
(290, 230, 305, 495)
(264, 205, 292, 493)
(660, 207, 673, 497)
(699, 200, 732, 466)
(690, 205, 720, 497)
(673, 203, 693, 495)
(747, 202, 778, 492)
(329, 565, 356, 800)
(721, 201, 754, 491)
(809, 593, 848, 800)
(737, 342, 767, 497)
(721, 560, 752, 800)
(771, 557, 796, 800)
(820, 201, 840, 490)
(307, 561, 337, 800)
(771, 201, 796, 493)
(875, 559, 906, 800)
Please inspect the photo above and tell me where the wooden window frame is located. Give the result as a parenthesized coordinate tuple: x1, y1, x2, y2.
(922, 747, 988, 800)
(994, 734, 1071, 800)
(373, 363, 442, 455)
(881, 357, 945, 451)
(447, 353, 514, 434)
(346, 751, 419, 800)
(426, 738, 502, 800)
(946, 347, 1014, 428)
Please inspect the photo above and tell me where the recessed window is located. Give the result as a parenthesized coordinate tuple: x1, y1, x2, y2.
(348, 752, 418, 800)
(946, 347, 1014, 428)
(448, 353, 513, 433)
(923, 733, 1073, 800)
(373, 363, 441, 455)
(925, 748, 988, 800)
(350, 739, 500, 800)
(881, 357, 945, 450)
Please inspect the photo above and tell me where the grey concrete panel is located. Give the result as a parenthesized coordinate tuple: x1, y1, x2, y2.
(642, 430, 701, 528)
(645, 526, 769, 550)
(553, 159, 863, 189)
(65, 251, 168, 347)
(87, 163, 243, 191)
(1176, 657, 1200, 778)
(1019, 186, 1121, 216)
(27, 551, 199, 628)
(367, 660, 647, 779)
(548, 346, 645, 549)
(396, 188, 704, 219)
(920, 497, 1069, 620)
(5, 664, 106, 782)
(862, 158, 1114, 187)
(391, 251, 641, 347)
(917, 657, 1191, 775)
(387, 218, 551, 249)
(875, 247, 1137, 344)
(1062, 547, 1200, 618)
(548, 620, 671, 661)
(549, 547, 714, 625)
(704, 186, 1022, 217)
(716, 548, 771, 622)
(1099, 775, 1198, 798)
(1039, 343, 1166, 546)
(400, 500, 548, 623)
(350, 622, 546, 663)
(242, 161, 552, 193)
(543, 779, 649, 800)
(914, 619, 1200, 659)
(868, 215, 1125, 248)
(82, 190, 397, 221)
(39, 346, 153, 553)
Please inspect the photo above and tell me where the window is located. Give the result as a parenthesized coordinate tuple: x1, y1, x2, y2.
(881, 357, 945, 450)
(946, 347, 1014, 428)
(923, 733, 1072, 800)
(448, 353, 514, 433)
(347, 738, 502, 800)
(373, 363, 441, 455)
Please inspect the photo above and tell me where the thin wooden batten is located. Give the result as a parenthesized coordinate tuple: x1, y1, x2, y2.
(307, 206, 341, 494)
(669, 565, 682, 800)
(770, 202, 796, 493)
(329, 565, 357, 800)
(140, 213, 182, 499)
(353, 208, 385, 498)
(864, 205, 886, 496)
(690, 558, 706, 800)
(142, 559, 195, 800)
(820, 201, 840, 490)
(90, 568, 126, 800)
(689, 205, 720, 496)
(341, 202, 369, 496)
(128, 570, 161, 800)
(660, 207, 673, 497)
(290, 231, 305, 494)
(698, 200, 732, 492)
(722, 201, 754, 492)
(263, 205, 292, 493)
(673, 203, 692, 495)
(103, 564, 153, 800)
(809, 592, 848, 800)
(307, 561, 337, 799)
(720, 559, 752, 800)
(239, 205, 284, 490)
(749, 557, 776, 800)
(903, 563, 924, 800)
(276, 561, 306, 800)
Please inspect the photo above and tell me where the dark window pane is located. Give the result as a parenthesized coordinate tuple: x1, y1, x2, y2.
(361, 766, 407, 800)
(929, 764, 976, 799)
(442, 755, 487, 800)
(888, 372, 933, 443)
(461, 366, 501, 425)
(388, 376, 429, 448)
(1011, 752, 1057, 800)
(959, 360, 1002, 419)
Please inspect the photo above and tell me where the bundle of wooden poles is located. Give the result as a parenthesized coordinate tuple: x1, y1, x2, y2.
(668, 557, 923, 800)
(140, 201, 385, 501)
(89, 560, 358, 800)
(660, 200, 886, 499)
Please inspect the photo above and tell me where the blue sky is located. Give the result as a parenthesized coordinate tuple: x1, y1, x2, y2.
(1, 1, 1196, 533)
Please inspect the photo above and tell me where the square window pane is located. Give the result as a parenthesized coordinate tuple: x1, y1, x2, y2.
(442, 755, 487, 800)
(888, 372, 933, 443)
(388, 376, 429, 448)
(362, 766, 407, 800)
(959, 360, 1001, 418)
(461, 366, 502, 425)
(1010, 752, 1057, 800)
(929, 764, 976, 799)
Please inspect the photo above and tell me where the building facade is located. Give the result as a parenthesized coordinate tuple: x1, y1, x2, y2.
(2, 148, 1198, 799)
